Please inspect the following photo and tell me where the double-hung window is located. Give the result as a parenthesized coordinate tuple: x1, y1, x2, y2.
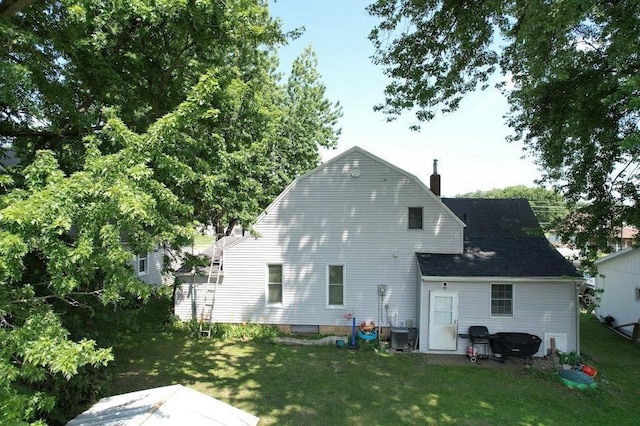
(491, 283, 513, 317)
(267, 264, 283, 305)
(408, 207, 423, 230)
(327, 265, 345, 307)
(137, 252, 148, 276)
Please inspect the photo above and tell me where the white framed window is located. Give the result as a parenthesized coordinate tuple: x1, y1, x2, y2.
(137, 252, 149, 276)
(491, 283, 513, 317)
(267, 264, 283, 305)
(327, 264, 345, 308)
(408, 207, 423, 230)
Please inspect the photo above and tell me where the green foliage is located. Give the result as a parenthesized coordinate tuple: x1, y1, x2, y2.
(1, 1, 341, 424)
(368, 0, 640, 265)
(169, 319, 279, 342)
(40, 364, 110, 426)
(209, 322, 279, 342)
(556, 351, 582, 367)
(354, 337, 381, 352)
(170, 318, 203, 338)
(458, 185, 568, 230)
(0, 308, 113, 425)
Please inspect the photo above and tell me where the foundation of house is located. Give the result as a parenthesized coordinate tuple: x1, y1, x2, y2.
(274, 324, 395, 341)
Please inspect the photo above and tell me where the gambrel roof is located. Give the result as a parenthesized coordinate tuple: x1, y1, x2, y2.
(417, 198, 580, 278)
(259, 146, 464, 227)
(227, 146, 466, 249)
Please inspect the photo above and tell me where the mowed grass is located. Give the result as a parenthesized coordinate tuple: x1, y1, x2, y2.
(193, 233, 215, 246)
(107, 315, 640, 425)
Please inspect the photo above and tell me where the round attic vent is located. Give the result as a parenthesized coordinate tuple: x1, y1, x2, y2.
(350, 166, 361, 177)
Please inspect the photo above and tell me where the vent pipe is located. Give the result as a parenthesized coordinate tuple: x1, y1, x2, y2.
(430, 159, 441, 196)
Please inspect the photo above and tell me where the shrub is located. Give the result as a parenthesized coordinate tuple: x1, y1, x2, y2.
(209, 323, 279, 342)
(169, 317, 201, 338)
(42, 364, 110, 425)
(557, 351, 581, 366)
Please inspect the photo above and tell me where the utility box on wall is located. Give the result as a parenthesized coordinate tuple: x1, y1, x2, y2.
(391, 327, 409, 351)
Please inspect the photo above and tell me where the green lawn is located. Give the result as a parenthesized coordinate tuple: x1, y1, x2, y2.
(107, 315, 640, 425)
(193, 233, 215, 246)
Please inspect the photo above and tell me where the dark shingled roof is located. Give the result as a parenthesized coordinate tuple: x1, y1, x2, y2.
(417, 198, 580, 278)
(0, 148, 19, 171)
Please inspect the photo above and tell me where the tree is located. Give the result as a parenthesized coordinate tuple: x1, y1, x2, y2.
(458, 185, 568, 231)
(1, 1, 341, 423)
(143, 46, 341, 233)
(0, 146, 185, 424)
(368, 0, 640, 263)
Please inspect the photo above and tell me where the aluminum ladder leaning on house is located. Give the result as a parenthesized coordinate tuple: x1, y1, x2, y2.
(199, 235, 225, 337)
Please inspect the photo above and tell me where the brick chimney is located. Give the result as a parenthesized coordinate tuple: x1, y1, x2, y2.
(430, 159, 441, 196)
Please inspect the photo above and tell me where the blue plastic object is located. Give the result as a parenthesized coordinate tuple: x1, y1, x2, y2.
(349, 317, 357, 349)
(559, 368, 597, 390)
(357, 330, 378, 341)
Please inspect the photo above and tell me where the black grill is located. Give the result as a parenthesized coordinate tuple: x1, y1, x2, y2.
(466, 326, 490, 362)
(489, 332, 542, 359)
(468, 326, 490, 339)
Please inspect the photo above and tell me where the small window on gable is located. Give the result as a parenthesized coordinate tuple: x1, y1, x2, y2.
(267, 264, 283, 305)
(635, 287, 640, 302)
(491, 283, 513, 317)
(408, 207, 423, 230)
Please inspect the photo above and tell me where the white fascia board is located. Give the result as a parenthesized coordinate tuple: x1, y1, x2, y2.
(595, 247, 635, 265)
(421, 276, 583, 284)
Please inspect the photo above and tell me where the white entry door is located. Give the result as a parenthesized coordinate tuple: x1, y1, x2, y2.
(428, 291, 459, 350)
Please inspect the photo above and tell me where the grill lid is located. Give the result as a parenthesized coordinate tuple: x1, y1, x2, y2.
(468, 326, 490, 338)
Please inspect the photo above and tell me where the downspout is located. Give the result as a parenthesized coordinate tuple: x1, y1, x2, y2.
(575, 280, 581, 356)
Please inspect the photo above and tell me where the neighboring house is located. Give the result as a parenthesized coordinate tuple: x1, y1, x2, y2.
(134, 249, 172, 286)
(548, 224, 637, 261)
(0, 147, 20, 171)
(547, 234, 581, 261)
(175, 146, 581, 356)
(610, 226, 638, 252)
(594, 248, 640, 335)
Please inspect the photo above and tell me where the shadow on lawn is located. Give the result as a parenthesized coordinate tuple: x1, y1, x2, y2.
(108, 332, 456, 424)
(106, 316, 640, 425)
(107, 332, 554, 425)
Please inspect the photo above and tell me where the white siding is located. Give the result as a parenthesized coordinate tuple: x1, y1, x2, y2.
(419, 280, 578, 357)
(595, 249, 640, 329)
(136, 249, 172, 286)
(185, 148, 464, 326)
(174, 275, 221, 321)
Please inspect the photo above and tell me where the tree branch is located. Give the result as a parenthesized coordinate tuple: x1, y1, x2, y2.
(0, 0, 34, 18)
(0, 127, 100, 139)
(0, 314, 15, 329)
(12, 290, 104, 306)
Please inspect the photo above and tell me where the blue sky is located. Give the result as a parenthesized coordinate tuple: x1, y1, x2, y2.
(269, 0, 541, 197)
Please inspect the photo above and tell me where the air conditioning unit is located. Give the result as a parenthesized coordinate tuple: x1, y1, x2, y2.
(391, 327, 409, 351)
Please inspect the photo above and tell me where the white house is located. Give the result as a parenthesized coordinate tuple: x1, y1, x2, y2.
(595, 248, 640, 335)
(133, 249, 171, 286)
(175, 146, 581, 356)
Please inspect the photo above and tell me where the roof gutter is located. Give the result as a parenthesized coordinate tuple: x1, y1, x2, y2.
(421, 276, 583, 283)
